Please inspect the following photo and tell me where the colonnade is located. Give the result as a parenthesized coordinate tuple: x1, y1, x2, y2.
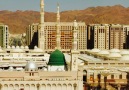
(1, 83, 78, 90)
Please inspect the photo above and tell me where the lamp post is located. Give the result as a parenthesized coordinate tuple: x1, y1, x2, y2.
(100, 70, 111, 90)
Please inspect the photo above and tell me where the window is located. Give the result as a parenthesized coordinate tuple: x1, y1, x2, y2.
(111, 75, 114, 79)
(119, 74, 122, 79)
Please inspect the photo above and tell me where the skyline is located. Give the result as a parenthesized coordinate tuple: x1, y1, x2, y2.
(0, 0, 129, 12)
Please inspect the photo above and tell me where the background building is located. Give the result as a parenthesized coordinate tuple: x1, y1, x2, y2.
(109, 24, 124, 49)
(0, 23, 9, 48)
(87, 24, 126, 50)
(94, 24, 109, 50)
(26, 23, 39, 49)
(26, 3, 87, 52)
(27, 22, 86, 52)
(87, 24, 95, 49)
(123, 25, 129, 49)
(87, 24, 110, 50)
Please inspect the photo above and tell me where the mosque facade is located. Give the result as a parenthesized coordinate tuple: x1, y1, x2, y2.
(26, 0, 86, 53)
(0, 1, 83, 90)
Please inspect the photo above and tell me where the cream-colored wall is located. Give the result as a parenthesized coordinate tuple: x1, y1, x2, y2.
(0, 70, 83, 90)
(27, 22, 86, 52)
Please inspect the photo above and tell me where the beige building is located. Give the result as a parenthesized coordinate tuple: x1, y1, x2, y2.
(0, 32, 83, 90)
(0, 23, 9, 49)
(26, 23, 39, 46)
(123, 25, 129, 49)
(81, 48, 129, 89)
(0, 48, 83, 90)
(26, 0, 87, 53)
(87, 24, 127, 50)
(0, 1, 84, 89)
(94, 24, 109, 50)
(0, 70, 83, 90)
(110, 24, 124, 49)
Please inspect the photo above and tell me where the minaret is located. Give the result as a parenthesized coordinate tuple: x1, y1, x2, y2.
(71, 20, 79, 71)
(38, 0, 45, 51)
(56, 3, 61, 50)
(72, 20, 78, 50)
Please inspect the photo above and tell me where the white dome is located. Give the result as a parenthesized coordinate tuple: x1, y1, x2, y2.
(108, 53, 121, 58)
(12, 49, 24, 53)
(98, 50, 109, 55)
(25, 62, 38, 71)
(16, 46, 20, 49)
(20, 46, 24, 49)
(7, 46, 11, 49)
(42, 67, 47, 71)
(12, 46, 15, 49)
(33, 48, 43, 53)
(91, 48, 100, 53)
(25, 46, 29, 49)
(110, 49, 120, 53)
(120, 55, 129, 61)
(9, 66, 14, 71)
(120, 50, 129, 56)
(12, 46, 24, 53)
(34, 46, 38, 49)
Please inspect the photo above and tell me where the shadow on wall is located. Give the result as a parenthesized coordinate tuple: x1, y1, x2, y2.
(29, 32, 38, 49)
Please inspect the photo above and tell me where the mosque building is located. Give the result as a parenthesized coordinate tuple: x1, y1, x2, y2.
(0, 1, 83, 90)
(26, 0, 87, 53)
(0, 21, 83, 90)
(1, 0, 129, 90)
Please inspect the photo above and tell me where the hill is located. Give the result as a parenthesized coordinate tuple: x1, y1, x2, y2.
(0, 5, 129, 34)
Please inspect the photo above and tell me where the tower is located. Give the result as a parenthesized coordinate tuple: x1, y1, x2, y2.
(56, 3, 61, 50)
(0, 23, 9, 49)
(71, 20, 79, 71)
(38, 0, 45, 51)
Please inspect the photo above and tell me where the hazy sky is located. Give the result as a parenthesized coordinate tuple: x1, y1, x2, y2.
(0, 0, 129, 12)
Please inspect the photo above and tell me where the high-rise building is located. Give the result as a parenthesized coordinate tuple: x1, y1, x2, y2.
(94, 24, 109, 50)
(26, 23, 39, 49)
(87, 24, 95, 49)
(123, 25, 129, 49)
(109, 24, 124, 49)
(87, 24, 109, 50)
(87, 24, 125, 50)
(0, 23, 9, 48)
(26, 1, 87, 52)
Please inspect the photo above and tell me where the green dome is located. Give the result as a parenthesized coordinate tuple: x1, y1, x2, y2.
(48, 49, 66, 66)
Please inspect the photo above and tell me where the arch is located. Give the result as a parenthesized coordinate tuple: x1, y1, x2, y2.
(83, 70, 87, 75)
(4, 84, 8, 87)
(83, 70, 87, 83)
(4, 84, 8, 90)
(52, 84, 56, 90)
(9, 84, 14, 90)
(20, 84, 24, 90)
(31, 84, 35, 90)
(68, 84, 72, 90)
(25, 84, 30, 90)
(63, 84, 67, 90)
(47, 84, 51, 90)
(15, 84, 19, 90)
(41, 84, 46, 90)
(57, 84, 62, 90)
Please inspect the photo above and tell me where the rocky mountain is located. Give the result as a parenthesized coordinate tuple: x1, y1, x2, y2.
(0, 5, 129, 34)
